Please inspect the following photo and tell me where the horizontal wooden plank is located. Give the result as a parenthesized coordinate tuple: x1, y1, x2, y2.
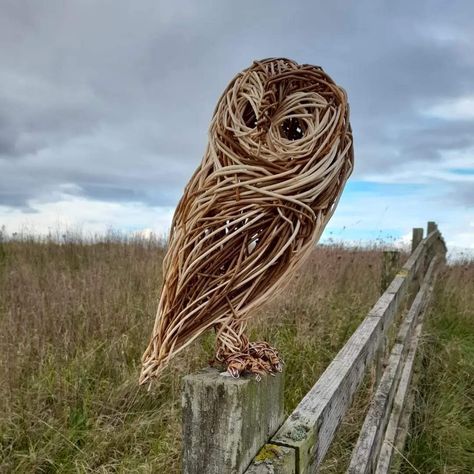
(375, 256, 440, 473)
(274, 316, 383, 473)
(347, 343, 405, 474)
(395, 256, 437, 346)
(347, 257, 439, 474)
(375, 322, 423, 474)
(270, 238, 436, 474)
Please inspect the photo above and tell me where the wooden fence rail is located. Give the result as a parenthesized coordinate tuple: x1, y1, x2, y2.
(182, 222, 447, 474)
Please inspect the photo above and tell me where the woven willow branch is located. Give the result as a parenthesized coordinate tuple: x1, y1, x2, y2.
(140, 58, 354, 384)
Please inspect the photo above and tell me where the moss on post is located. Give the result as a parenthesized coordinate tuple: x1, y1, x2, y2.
(182, 367, 284, 474)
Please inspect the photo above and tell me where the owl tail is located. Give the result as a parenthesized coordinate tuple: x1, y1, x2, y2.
(214, 318, 283, 379)
(139, 342, 169, 385)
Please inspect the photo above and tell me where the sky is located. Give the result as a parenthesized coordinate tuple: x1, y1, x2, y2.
(1, 1, 473, 255)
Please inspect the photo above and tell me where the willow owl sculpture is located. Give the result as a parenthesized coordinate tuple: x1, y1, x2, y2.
(140, 58, 354, 384)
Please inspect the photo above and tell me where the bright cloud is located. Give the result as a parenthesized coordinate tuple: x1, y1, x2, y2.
(425, 96, 474, 120)
(0, 194, 174, 237)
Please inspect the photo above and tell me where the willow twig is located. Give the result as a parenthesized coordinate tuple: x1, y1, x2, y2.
(140, 58, 354, 384)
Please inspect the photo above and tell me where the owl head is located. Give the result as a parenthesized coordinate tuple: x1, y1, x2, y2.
(210, 58, 353, 178)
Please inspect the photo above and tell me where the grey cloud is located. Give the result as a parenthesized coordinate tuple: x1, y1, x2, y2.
(0, 0, 473, 209)
(448, 183, 474, 208)
(400, 120, 474, 163)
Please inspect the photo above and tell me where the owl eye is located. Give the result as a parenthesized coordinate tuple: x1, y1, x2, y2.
(281, 117, 304, 140)
(242, 102, 257, 128)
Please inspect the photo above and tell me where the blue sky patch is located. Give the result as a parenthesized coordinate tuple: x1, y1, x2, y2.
(448, 168, 474, 175)
(344, 181, 423, 195)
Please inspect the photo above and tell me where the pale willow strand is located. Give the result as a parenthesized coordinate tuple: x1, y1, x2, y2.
(140, 58, 354, 384)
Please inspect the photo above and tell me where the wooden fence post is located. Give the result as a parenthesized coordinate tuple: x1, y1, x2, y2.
(381, 250, 400, 293)
(182, 367, 284, 474)
(181, 224, 445, 474)
(374, 250, 401, 386)
(411, 228, 424, 253)
(427, 221, 437, 235)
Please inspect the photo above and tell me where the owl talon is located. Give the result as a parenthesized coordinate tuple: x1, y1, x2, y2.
(221, 341, 283, 379)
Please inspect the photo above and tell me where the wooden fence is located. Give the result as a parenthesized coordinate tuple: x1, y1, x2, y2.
(182, 222, 447, 474)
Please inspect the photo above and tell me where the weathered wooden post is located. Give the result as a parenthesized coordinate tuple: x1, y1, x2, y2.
(408, 227, 426, 305)
(381, 250, 400, 293)
(427, 221, 444, 259)
(373, 250, 401, 386)
(425, 221, 446, 271)
(182, 368, 285, 474)
(411, 228, 424, 253)
(427, 221, 437, 235)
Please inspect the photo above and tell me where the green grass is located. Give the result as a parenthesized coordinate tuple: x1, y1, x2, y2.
(0, 236, 472, 473)
(401, 262, 474, 473)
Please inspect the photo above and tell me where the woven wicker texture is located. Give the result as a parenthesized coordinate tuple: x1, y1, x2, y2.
(140, 58, 353, 384)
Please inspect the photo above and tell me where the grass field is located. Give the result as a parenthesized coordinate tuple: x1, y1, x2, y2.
(400, 260, 474, 473)
(0, 235, 472, 473)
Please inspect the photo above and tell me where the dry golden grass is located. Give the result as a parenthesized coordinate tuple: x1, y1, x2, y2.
(0, 234, 471, 473)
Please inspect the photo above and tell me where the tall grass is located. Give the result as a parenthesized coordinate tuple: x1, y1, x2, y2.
(0, 235, 471, 472)
(401, 261, 474, 473)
